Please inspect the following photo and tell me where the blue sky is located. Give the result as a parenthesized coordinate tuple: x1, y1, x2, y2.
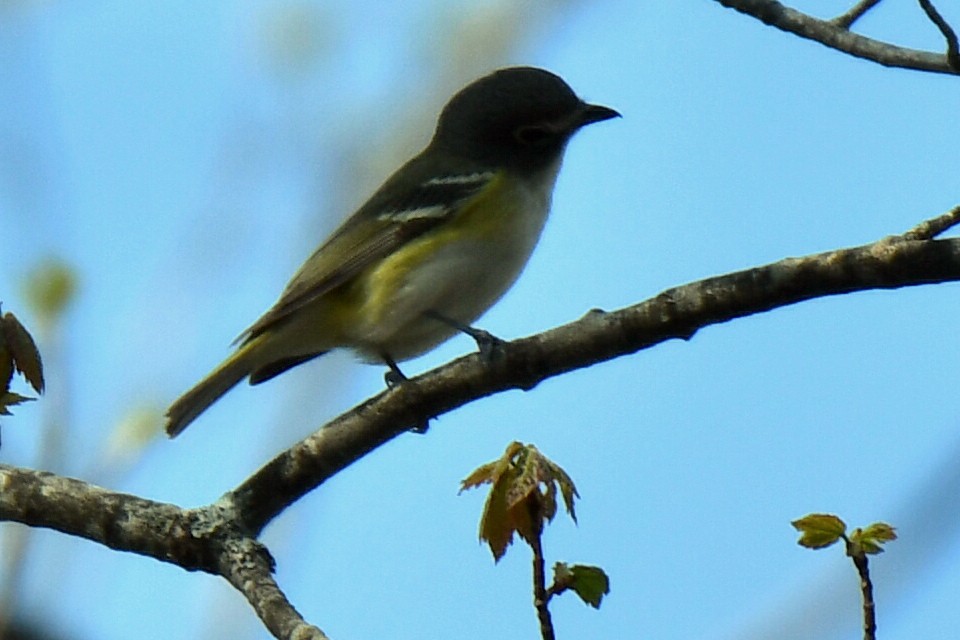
(3, 1, 960, 639)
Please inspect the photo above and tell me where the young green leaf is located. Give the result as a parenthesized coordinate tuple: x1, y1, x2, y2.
(850, 522, 897, 555)
(478, 472, 514, 560)
(461, 441, 525, 560)
(792, 513, 846, 549)
(459, 460, 500, 491)
(461, 442, 580, 561)
(568, 564, 610, 609)
(544, 458, 579, 523)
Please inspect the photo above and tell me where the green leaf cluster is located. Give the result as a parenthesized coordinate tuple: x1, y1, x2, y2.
(791, 513, 897, 555)
(460, 442, 579, 561)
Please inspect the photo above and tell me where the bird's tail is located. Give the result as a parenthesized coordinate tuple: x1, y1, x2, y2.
(165, 340, 261, 437)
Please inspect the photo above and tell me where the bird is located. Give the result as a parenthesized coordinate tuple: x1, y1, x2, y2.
(165, 66, 619, 437)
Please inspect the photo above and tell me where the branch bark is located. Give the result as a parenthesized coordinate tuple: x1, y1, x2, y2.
(228, 208, 960, 535)
(832, 0, 884, 30)
(918, 0, 960, 69)
(218, 537, 328, 640)
(0, 466, 328, 639)
(2, 208, 959, 638)
(714, 0, 960, 74)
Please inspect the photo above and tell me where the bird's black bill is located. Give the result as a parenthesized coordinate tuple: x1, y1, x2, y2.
(579, 103, 621, 126)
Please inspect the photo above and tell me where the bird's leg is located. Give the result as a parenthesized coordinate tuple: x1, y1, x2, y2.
(380, 352, 430, 434)
(424, 310, 505, 361)
(381, 352, 408, 388)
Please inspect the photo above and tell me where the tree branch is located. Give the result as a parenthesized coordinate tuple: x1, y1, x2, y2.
(529, 520, 555, 640)
(0, 466, 327, 639)
(918, 0, 960, 69)
(218, 537, 329, 640)
(3, 207, 960, 638)
(831, 0, 884, 30)
(851, 551, 877, 640)
(229, 207, 960, 534)
(0, 465, 214, 569)
(714, 0, 960, 74)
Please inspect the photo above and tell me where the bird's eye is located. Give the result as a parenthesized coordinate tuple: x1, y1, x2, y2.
(514, 124, 553, 146)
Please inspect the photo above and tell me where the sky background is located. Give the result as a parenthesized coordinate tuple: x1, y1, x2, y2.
(3, 1, 960, 639)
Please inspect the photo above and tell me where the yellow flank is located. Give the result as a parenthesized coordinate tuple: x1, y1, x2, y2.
(250, 168, 543, 364)
(351, 173, 511, 328)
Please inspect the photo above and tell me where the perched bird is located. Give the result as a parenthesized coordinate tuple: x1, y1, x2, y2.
(165, 66, 619, 437)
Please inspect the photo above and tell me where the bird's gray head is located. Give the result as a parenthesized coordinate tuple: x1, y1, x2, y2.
(431, 67, 619, 171)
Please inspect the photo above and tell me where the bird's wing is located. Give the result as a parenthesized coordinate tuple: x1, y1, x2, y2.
(236, 166, 495, 343)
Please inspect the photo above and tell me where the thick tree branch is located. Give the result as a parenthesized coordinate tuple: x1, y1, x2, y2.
(218, 537, 328, 640)
(0, 466, 326, 639)
(714, 0, 960, 74)
(228, 207, 960, 535)
(0, 465, 214, 569)
(3, 208, 959, 638)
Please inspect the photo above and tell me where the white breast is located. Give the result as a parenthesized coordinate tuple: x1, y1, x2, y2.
(354, 158, 562, 362)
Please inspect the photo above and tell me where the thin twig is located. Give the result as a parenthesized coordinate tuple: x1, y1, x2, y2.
(917, 0, 960, 69)
(831, 0, 884, 30)
(714, 0, 958, 74)
(528, 510, 555, 640)
(848, 548, 877, 640)
(897, 205, 960, 241)
(545, 580, 567, 599)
